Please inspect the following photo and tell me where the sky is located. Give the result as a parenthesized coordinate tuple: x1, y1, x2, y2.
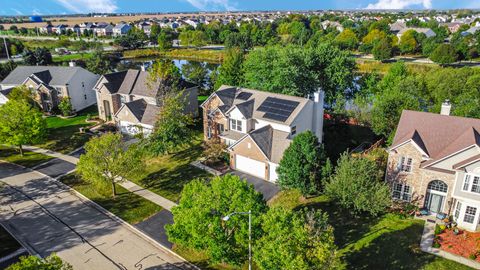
(1, 0, 480, 16)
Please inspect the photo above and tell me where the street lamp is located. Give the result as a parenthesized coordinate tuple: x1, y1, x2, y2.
(222, 211, 252, 270)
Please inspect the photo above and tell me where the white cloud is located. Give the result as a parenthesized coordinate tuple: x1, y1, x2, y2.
(32, 9, 42, 15)
(54, 0, 118, 13)
(185, 0, 237, 11)
(365, 0, 432, 9)
(11, 8, 23, 15)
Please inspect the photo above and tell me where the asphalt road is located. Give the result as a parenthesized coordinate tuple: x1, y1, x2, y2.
(0, 162, 194, 270)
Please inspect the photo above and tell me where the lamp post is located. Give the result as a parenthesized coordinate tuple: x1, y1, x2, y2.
(222, 210, 252, 270)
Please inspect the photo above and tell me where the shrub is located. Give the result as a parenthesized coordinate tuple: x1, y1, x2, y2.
(434, 224, 445, 235)
(469, 254, 477, 260)
(432, 241, 441, 248)
(58, 97, 73, 116)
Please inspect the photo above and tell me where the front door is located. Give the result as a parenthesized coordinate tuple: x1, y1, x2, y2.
(426, 192, 444, 214)
(103, 100, 111, 121)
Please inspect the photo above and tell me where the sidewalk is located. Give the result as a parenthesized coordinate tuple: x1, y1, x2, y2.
(24, 145, 178, 212)
(418, 216, 480, 269)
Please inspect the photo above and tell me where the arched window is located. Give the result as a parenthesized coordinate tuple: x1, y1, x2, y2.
(428, 180, 448, 193)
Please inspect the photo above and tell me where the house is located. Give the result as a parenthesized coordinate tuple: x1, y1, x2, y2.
(93, 69, 198, 137)
(386, 103, 480, 231)
(39, 24, 53, 34)
(201, 86, 324, 182)
(113, 23, 131, 37)
(397, 27, 436, 40)
(389, 21, 407, 35)
(0, 65, 99, 113)
(52, 24, 68, 35)
(462, 26, 480, 36)
(440, 22, 463, 33)
(94, 23, 113, 36)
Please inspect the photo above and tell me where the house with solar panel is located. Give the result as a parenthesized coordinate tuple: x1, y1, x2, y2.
(201, 85, 324, 182)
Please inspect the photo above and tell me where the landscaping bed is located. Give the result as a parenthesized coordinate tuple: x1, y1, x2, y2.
(59, 173, 162, 224)
(0, 145, 54, 168)
(437, 227, 480, 262)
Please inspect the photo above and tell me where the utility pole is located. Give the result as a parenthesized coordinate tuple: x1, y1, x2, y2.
(3, 37, 10, 60)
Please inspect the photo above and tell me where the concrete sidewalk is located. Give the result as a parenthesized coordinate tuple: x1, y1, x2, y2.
(24, 145, 178, 211)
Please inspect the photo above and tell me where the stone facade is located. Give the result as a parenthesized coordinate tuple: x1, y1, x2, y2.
(202, 95, 227, 140)
(96, 85, 121, 121)
(386, 142, 456, 214)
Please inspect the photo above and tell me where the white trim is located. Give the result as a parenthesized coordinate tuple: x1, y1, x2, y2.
(426, 145, 478, 167)
(200, 92, 220, 108)
(390, 139, 430, 158)
(228, 133, 270, 161)
(461, 173, 480, 195)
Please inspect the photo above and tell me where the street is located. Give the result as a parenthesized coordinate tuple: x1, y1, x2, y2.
(0, 161, 194, 270)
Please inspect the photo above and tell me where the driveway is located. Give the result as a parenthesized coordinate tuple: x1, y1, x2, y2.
(230, 171, 280, 201)
(0, 162, 194, 270)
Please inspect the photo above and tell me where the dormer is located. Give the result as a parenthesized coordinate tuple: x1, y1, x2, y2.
(226, 99, 254, 134)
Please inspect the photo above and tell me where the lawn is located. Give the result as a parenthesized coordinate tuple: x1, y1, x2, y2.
(53, 52, 94, 63)
(0, 225, 22, 258)
(0, 145, 54, 168)
(35, 105, 98, 154)
(129, 128, 211, 202)
(269, 190, 473, 270)
(59, 173, 162, 224)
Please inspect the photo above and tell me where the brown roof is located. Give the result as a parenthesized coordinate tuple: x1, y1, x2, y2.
(391, 110, 480, 165)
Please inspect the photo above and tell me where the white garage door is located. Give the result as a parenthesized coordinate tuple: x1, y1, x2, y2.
(235, 155, 265, 179)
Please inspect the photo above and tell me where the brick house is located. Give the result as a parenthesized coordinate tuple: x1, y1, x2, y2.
(201, 85, 324, 182)
(386, 104, 480, 231)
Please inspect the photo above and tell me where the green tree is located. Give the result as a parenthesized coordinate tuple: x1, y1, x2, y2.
(0, 99, 46, 156)
(224, 31, 253, 51)
(179, 30, 208, 48)
(360, 29, 387, 53)
(334, 29, 359, 50)
(77, 133, 143, 198)
(0, 60, 17, 81)
(429, 44, 458, 65)
(114, 28, 148, 49)
(6, 254, 72, 270)
(166, 174, 267, 266)
(8, 85, 34, 104)
(277, 131, 327, 195)
(157, 28, 174, 51)
(215, 48, 244, 89)
(372, 37, 393, 61)
(148, 60, 182, 99)
(254, 207, 338, 270)
(85, 50, 111, 75)
(23, 47, 52, 65)
(147, 91, 194, 155)
(325, 153, 391, 216)
(399, 30, 418, 54)
(181, 61, 208, 90)
(58, 97, 73, 116)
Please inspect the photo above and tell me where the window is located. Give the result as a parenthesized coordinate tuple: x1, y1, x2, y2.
(464, 206, 477, 224)
(218, 124, 224, 133)
(230, 119, 242, 132)
(427, 180, 448, 193)
(392, 182, 412, 202)
(291, 126, 297, 136)
(462, 174, 480, 194)
(399, 157, 413, 172)
(454, 202, 462, 220)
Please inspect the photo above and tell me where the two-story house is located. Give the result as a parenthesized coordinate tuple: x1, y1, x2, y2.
(201, 85, 324, 182)
(0, 65, 99, 113)
(386, 104, 480, 231)
(94, 69, 198, 137)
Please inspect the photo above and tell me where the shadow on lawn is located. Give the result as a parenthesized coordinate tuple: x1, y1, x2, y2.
(41, 125, 92, 153)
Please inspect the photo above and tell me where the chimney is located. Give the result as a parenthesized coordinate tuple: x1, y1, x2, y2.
(440, 100, 451, 116)
(68, 61, 76, 67)
(312, 88, 325, 142)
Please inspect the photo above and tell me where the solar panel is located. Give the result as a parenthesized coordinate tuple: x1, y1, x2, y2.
(236, 92, 252, 100)
(257, 97, 300, 122)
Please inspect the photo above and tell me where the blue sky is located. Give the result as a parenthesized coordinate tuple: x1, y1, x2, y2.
(2, 0, 480, 16)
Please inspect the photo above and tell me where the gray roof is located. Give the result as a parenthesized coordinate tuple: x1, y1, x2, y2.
(235, 99, 254, 119)
(1, 66, 85, 86)
(246, 125, 291, 164)
(123, 99, 160, 126)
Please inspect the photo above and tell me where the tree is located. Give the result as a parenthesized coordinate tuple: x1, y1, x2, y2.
(166, 174, 267, 266)
(0, 99, 46, 156)
(0, 60, 17, 81)
(181, 61, 208, 90)
(334, 29, 359, 50)
(114, 28, 148, 49)
(215, 48, 244, 89)
(58, 97, 73, 116)
(157, 28, 174, 51)
(325, 153, 391, 216)
(399, 30, 418, 54)
(85, 50, 111, 75)
(148, 60, 182, 99)
(147, 91, 194, 155)
(8, 85, 34, 104)
(429, 44, 458, 65)
(179, 30, 207, 48)
(203, 137, 227, 164)
(254, 207, 338, 270)
(23, 47, 52, 65)
(6, 254, 72, 270)
(277, 131, 327, 196)
(372, 37, 393, 61)
(224, 32, 253, 51)
(77, 133, 143, 198)
(360, 29, 387, 53)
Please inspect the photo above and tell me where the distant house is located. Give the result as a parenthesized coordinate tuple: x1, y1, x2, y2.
(112, 23, 131, 37)
(462, 26, 480, 36)
(52, 24, 68, 35)
(93, 69, 198, 137)
(397, 27, 436, 40)
(389, 21, 407, 35)
(386, 104, 480, 231)
(94, 23, 113, 36)
(440, 22, 463, 33)
(39, 24, 53, 34)
(70, 24, 81, 35)
(201, 86, 324, 182)
(321, 20, 344, 32)
(0, 65, 99, 113)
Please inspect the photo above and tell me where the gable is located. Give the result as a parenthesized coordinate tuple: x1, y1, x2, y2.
(115, 105, 141, 124)
(429, 146, 480, 171)
(22, 77, 41, 89)
(231, 136, 269, 162)
(228, 107, 245, 120)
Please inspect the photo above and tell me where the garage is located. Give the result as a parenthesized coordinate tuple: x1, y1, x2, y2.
(268, 162, 279, 182)
(235, 155, 266, 179)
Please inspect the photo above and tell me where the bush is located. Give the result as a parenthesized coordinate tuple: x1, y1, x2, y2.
(432, 241, 441, 248)
(434, 224, 445, 235)
(469, 254, 477, 260)
(58, 97, 73, 116)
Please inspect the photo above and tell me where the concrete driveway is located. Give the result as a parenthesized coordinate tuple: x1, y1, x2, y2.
(230, 171, 280, 201)
(0, 162, 194, 270)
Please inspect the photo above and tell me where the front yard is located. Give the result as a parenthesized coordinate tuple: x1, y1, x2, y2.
(35, 105, 99, 154)
(0, 145, 54, 168)
(269, 190, 473, 270)
(59, 173, 162, 224)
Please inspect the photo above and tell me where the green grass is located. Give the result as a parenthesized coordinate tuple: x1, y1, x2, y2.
(53, 52, 93, 63)
(0, 225, 22, 257)
(35, 105, 98, 154)
(198, 95, 209, 103)
(59, 173, 162, 224)
(269, 190, 473, 270)
(130, 129, 210, 202)
(122, 48, 224, 64)
(0, 145, 54, 168)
